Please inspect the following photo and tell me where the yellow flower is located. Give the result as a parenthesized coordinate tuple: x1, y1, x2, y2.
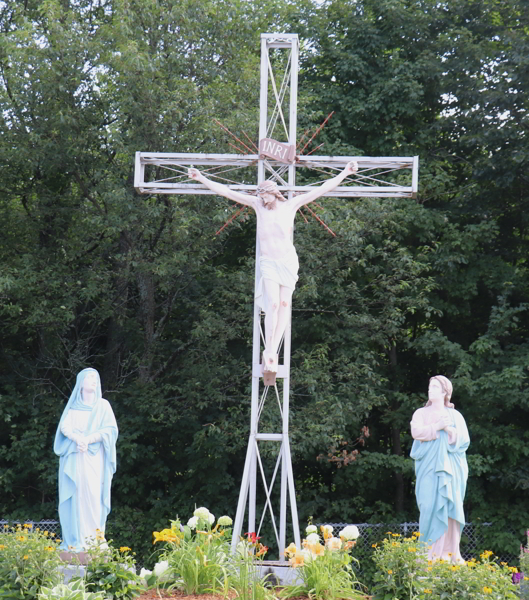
(290, 551, 305, 567)
(483, 587, 492, 594)
(23, 555, 29, 560)
(391, 542, 400, 547)
(427, 567, 432, 571)
(50, 533, 55, 537)
(524, 577, 528, 581)
(16, 536, 26, 542)
(501, 562, 507, 566)
(387, 570, 393, 575)
(284, 542, 297, 557)
(391, 533, 400, 537)
(423, 590, 432, 594)
(119, 546, 131, 552)
(509, 566, 518, 573)
(451, 565, 459, 571)
(43, 531, 49, 536)
(372, 543, 378, 548)
(0, 545, 5, 550)
(480, 550, 493, 559)
(408, 547, 417, 553)
(45, 547, 54, 552)
(385, 531, 392, 535)
(23, 523, 32, 529)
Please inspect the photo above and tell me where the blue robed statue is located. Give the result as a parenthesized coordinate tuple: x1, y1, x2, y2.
(54, 368, 118, 551)
(410, 375, 470, 563)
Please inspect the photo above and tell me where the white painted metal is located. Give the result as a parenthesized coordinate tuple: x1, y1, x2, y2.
(134, 153, 418, 197)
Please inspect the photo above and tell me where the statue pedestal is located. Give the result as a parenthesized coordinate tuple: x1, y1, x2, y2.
(58, 563, 86, 584)
(59, 551, 91, 565)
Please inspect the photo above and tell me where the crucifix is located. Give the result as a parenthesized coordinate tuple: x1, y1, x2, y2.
(135, 33, 419, 559)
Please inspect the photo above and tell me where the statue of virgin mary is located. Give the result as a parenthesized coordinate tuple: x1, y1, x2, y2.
(54, 368, 118, 551)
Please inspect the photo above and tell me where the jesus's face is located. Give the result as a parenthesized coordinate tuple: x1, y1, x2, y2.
(260, 192, 277, 209)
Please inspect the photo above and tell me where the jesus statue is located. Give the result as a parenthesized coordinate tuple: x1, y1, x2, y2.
(188, 161, 358, 375)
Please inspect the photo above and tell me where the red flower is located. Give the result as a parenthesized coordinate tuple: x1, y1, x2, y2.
(245, 532, 261, 544)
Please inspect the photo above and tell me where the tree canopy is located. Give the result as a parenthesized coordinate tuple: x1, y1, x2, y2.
(0, 0, 528, 564)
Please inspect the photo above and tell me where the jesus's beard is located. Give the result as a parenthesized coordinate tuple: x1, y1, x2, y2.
(262, 198, 277, 211)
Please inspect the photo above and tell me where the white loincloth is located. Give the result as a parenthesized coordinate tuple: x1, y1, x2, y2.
(255, 249, 299, 310)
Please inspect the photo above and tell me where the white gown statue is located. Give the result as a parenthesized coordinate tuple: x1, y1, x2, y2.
(54, 368, 118, 551)
(410, 375, 470, 563)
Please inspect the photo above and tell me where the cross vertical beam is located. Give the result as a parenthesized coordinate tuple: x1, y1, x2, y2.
(231, 33, 301, 560)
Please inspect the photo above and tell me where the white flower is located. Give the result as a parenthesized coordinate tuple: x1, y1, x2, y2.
(236, 540, 250, 558)
(194, 506, 211, 520)
(321, 525, 333, 536)
(187, 516, 198, 529)
(306, 532, 320, 544)
(218, 515, 233, 526)
(326, 536, 342, 551)
(305, 525, 317, 534)
(339, 525, 360, 541)
(139, 568, 152, 587)
(301, 549, 313, 562)
(153, 560, 171, 582)
(208, 512, 215, 525)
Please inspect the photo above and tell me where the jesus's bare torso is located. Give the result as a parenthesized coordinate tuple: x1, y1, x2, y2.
(253, 200, 296, 260)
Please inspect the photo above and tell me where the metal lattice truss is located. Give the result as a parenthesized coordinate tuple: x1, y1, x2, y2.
(134, 153, 418, 198)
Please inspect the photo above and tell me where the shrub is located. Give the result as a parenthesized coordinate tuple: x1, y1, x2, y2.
(0, 523, 62, 600)
(280, 524, 365, 600)
(82, 540, 143, 600)
(153, 509, 233, 595)
(372, 532, 519, 600)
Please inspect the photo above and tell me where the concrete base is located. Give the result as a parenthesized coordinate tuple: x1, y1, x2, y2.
(59, 551, 91, 565)
(256, 560, 302, 586)
(58, 564, 86, 584)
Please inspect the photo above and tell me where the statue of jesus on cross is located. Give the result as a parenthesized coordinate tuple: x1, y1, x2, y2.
(188, 160, 358, 375)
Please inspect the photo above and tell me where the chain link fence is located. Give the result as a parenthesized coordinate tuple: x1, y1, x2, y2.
(318, 521, 519, 564)
(0, 519, 61, 534)
(1, 518, 520, 567)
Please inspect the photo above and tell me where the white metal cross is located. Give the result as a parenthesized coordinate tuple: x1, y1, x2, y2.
(135, 33, 419, 559)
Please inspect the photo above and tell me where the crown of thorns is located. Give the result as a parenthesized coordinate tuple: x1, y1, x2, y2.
(257, 180, 281, 195)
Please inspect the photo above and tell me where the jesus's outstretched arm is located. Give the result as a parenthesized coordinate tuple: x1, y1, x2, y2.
(188, 168, 257, 207)
(292, 161, 358, 210)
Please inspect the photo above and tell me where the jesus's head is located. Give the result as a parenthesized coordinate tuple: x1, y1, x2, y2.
(257, 180, 286, 209)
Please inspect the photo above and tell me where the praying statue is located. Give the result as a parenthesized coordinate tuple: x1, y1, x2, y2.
(54, 368, 118, 551)
(410, 375, 470, 563)
(188, 162, 358, 374)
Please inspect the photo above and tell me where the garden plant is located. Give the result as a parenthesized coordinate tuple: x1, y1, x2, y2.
(372, 531, 521, 600)
(0, 523, 62, 600)
(280, 524, 364, 600)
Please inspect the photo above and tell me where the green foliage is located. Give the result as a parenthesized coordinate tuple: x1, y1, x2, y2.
(82, 542, 143, 600)
(38, 579, 105, 600)
(372, 535, 519, 600)
(154, 511, 232, 595)
(230, 537, 276, 600)
(0, 524, 62, 600)
(281, 527, 364, 600)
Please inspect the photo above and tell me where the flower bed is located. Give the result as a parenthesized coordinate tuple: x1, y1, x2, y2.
(1, 517, 528, 600)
